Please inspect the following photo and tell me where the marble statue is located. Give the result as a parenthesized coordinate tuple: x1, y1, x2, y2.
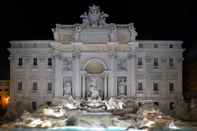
(89, 86, 100, 99)
(87, 77, 100, 98)
(80, 5, 108, 27)
(128, 23, 138, 41)
(118, 78, 127, 96)
(74, 25, 81, 42)
(109, 25, 118, 42)
(80, 12, 89, 26)
(63, 81, 72, 96)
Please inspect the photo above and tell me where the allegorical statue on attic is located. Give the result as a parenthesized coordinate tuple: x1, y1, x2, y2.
(80, 5, 109, 27)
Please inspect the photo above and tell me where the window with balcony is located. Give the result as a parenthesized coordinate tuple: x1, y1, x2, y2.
(32, 101, 37, 110)
(154, 102, 159, 106)
(47, 82, 52, 93)
(154, 44, 158, 48)
(169, 82, 174, 92)
(169, 102, 175, 110)
(138, 43, 143, 48)
(32, 82, 38, 92)
(137, 57, 143, 68)
(48, 58, 52, 67)
(169, 44, 173, 48)
(153, 57, 159, 68)
(137, 81, 143, 94)
(153, 82, 159, 94)
(33, 57, 37, 66)
(18, 57, 23, 66)
(169, 57, 174, 68)
(17, 81, 22, 91)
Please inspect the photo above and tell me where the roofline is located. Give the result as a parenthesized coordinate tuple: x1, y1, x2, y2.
(137, 40, 183, 44)
(10, 40, 55, 44)
(9, 40, 183, 45)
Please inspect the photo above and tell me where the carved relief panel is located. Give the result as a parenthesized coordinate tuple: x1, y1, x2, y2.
(63, 57, 72, 71)
(116, 57, 127, 71)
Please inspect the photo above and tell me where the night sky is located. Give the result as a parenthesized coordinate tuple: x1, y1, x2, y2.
(0, 0, 197, 80)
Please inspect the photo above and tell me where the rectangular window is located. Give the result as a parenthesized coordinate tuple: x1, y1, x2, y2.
(153, 82, 159, 93)
(48, 82, 52, 92)
(138, 57, 143, 66)
(138, 43, 143, 48)
(48, 58, 52, 66)
(169, 58, 174, 67)
(169, 102, 175, 110)
(153, 57, 159, 67)
(138, 82, 143, 91)
(32, 101, 37, 110)
(33, 57, 37, 66)
(154, 44, 158, 48)
(18, 57, 23, 66)
(169, 82, 174, 92)
(17, 81, 22, 91)
(33, 82, 38, 91)
(154, 102, 159, 106)
(169, 44, 173, 48)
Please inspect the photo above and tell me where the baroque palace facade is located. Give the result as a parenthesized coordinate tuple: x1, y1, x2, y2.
(9, 5, 184, 111)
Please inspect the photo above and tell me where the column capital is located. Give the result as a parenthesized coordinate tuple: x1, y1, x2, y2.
(127, 52, 136, 59)
(72, 49, 81, 59)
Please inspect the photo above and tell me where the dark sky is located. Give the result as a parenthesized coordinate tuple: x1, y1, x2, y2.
(0, 0, 197, 79)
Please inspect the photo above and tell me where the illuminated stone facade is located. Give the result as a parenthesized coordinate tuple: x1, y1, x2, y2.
(8, 5, 184, 112)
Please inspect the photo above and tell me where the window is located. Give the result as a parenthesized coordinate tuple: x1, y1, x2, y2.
(169, 58, 174, 67)
(17, 81, 22, 91)
(32, 82, 38, 91)
(169, 82, 174, 92)
(33, 57, 37, 66)
(138, 57, 143, 66)
(18, 57, 23, 66)
(153, 82, 159, 93)
(138, 82, 143, 91)
(154, 102, 159, 106)
(32, 101, 37, 110)
(153, 57, 159, 67)
(154, 44, 158, 48)
(47, 101, 52, 106)
(48, 82, 52, 92)
(169, 44, 173, 48)
(48, 58, 52, 66)
(139, 43, 143, 48)
(138, 102, 142, 107)
(169, 102, 175, 110)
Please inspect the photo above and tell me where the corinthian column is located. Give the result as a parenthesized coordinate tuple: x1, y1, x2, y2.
(128, 41, 138, 97)
(54, 53, 63, 97)
(107, 43, 118, 97)
(104, 71, 109, 98)
(72, 48, 81, 97)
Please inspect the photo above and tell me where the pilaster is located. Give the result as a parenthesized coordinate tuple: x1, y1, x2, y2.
(54, 53, 63, 96)
(128, 41, 138, 97)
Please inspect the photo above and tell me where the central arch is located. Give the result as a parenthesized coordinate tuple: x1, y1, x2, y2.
(83, 58, 108, 73)
(82, 58, 108, 99)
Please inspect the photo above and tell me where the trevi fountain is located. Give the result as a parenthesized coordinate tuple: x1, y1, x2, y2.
(1, 4, 197, 131)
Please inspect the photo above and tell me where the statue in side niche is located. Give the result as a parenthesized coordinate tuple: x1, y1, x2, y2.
(63, 82, 72, 96)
